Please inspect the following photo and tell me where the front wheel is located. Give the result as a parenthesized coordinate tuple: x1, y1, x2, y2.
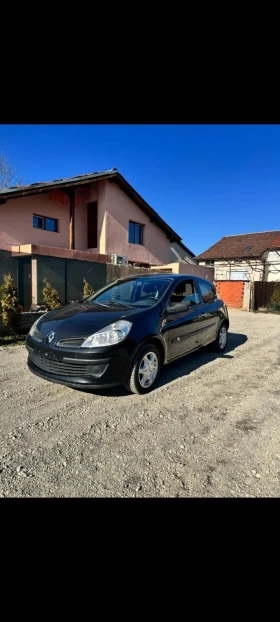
(125, 344, 162, 394)
(213, 324, 228, 352)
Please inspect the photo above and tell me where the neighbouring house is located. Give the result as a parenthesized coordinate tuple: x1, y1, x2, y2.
(196, 230, 280, 310)
(0, 168, 183, 266)
(151, 239, 215, 282)
(196, 230, 280, 282)
(169, 240, 197, 265)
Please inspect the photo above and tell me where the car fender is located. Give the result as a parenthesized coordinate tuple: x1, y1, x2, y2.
(130, 334, 168, 368)
(215, 314, 229, 339)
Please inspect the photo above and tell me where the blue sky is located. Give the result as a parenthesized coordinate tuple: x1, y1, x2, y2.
(0, 124, 279, 255)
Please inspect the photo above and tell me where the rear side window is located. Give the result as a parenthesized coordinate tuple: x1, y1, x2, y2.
(199, 281, 216, 303)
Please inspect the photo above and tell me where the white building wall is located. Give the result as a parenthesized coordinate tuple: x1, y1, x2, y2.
(266, 251, 280, 281)
(199, 259, 264, 282)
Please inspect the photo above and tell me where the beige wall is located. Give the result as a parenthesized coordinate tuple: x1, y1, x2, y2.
(0, 191, 93, 252)
(0, 194, 70, 248)
(104, 181, 170, 265)
(151, 262, 214, 281)
(0, 180, 173, 264)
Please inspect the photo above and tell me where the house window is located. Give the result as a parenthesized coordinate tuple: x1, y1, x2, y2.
(206, 260, 214, 267)
(129, 221, 144, 245)
(226, 270, 249, 280)
(33, 215, 58, 232)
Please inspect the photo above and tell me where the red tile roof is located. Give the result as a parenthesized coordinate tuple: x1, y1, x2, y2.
(196, 230, 280, 261)
(270, 235, 280, 249)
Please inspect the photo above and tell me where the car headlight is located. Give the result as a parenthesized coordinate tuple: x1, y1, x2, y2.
(81, 320, 132, 348)
(29, 316, 43, 342)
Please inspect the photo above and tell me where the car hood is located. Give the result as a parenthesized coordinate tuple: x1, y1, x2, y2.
(36, 302, 148, 341)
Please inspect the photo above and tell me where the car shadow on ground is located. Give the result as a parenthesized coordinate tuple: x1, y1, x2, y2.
(72, 332, 248, 398)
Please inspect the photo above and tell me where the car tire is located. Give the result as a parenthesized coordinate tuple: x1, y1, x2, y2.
(212, 323, 228, 352)
(125, 343, 162, 394)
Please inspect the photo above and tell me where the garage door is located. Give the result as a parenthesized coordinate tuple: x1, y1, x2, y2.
(215, 280, 245, 308)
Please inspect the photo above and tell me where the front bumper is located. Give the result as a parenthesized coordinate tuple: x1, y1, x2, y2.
(26, 335, 131, 389)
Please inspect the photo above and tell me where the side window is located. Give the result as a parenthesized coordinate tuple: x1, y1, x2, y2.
(199, 281, 216, 303)
(170, 280, 200, 307)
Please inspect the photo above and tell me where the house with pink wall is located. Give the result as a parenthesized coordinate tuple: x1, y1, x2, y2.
(0, 168, 182, 266)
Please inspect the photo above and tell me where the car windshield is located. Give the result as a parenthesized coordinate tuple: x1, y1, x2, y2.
(86, 277, 172, 309)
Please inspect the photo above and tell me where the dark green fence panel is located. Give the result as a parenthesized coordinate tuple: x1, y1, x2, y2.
(66, 259, 106, 301)
(0, 250, 18, 291)
(36, 255, 66, 305)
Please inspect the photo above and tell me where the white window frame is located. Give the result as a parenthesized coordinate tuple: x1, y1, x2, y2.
(226, 270, 249, 280)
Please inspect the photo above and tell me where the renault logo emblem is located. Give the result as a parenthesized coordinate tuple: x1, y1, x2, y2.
(47, 331, 55, 344)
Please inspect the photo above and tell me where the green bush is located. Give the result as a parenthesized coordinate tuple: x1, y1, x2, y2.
(83, 278, 94, 298)
(269, 284, 280, 312)
(0, 273, 20, 334)
(268, 301, 280, 312)
(270, 283, 280, 305)
(42, 279, 61, 310)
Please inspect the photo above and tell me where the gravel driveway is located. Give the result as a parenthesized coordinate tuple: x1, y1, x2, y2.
(0, 309, 279, 497)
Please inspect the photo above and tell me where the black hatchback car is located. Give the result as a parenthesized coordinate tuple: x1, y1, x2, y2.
(26, 274, 229, 394)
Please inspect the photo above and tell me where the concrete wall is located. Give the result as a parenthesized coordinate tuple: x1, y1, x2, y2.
(151, 262, 214, 281)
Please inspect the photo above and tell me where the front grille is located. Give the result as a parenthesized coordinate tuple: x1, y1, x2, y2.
(29, 351, 90, 376)
(56, 338, 84, 348)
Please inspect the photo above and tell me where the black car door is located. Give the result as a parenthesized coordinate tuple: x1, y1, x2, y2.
(162, 278, 209, 361)
(195, 279, 221, 344)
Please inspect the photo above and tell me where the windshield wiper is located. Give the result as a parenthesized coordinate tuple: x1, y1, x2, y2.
(92, 301, 111, 307)
(108, 300, 133, 308)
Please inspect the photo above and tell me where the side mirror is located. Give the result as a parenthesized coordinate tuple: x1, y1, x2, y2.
(166, 300, 191, 314)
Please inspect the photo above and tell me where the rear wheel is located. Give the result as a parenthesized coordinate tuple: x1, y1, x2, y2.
(213, 323, 228, 352)
(125, 344, 162, 394)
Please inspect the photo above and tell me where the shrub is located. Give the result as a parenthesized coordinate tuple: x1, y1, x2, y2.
(270, 283, 280, 305)
(268, 301, 280, 313)
(83, 278, 94, 298)
(0, 273, 20, 334)
(42, 279, 61, 310)
(269, 284, 280, 312)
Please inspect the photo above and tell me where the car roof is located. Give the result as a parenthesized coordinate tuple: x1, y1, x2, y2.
(117, 273, 213, 285)
(117, 273, 176, 281)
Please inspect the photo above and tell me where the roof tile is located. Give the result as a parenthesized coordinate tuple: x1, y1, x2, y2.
(196, 231, 280, 260)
